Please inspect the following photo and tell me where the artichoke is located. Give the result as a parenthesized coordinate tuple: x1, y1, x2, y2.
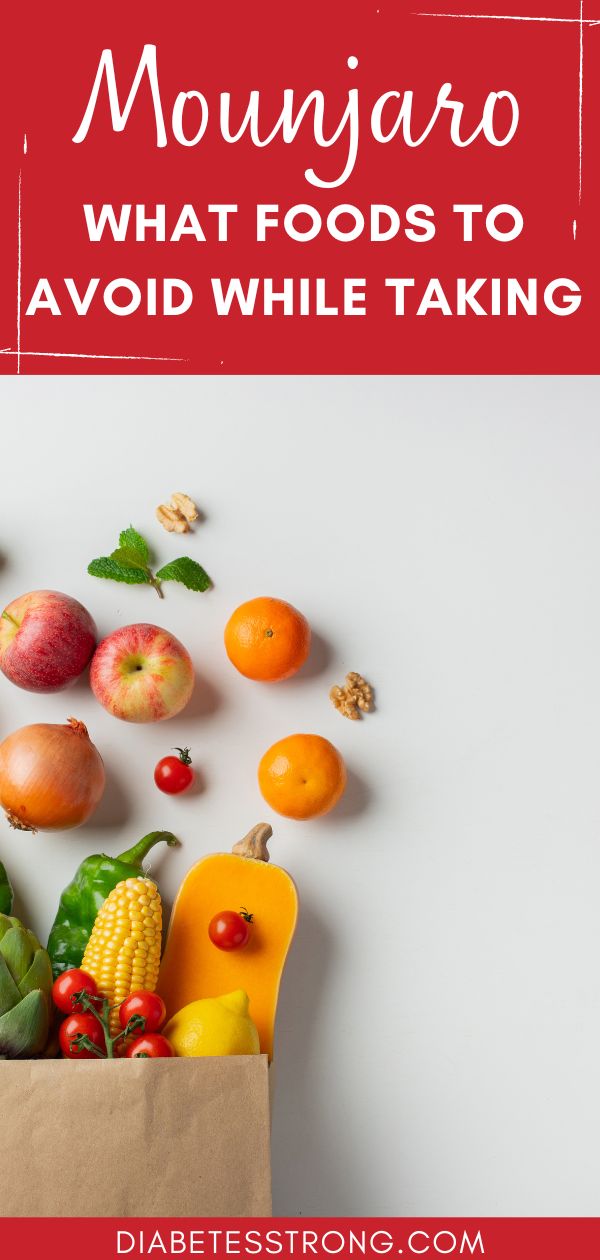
(0, 912, 52, 1057)
(0, 860, 13, 915)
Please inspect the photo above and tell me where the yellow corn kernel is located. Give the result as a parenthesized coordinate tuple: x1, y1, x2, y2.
(81, 877, 163, 1037)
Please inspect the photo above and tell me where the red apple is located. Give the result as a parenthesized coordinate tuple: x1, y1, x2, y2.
(0, 590, 97, 693)
(90, 623, 194, 722)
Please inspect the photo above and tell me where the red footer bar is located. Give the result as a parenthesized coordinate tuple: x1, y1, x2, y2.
(2, 1218, 599, 1260)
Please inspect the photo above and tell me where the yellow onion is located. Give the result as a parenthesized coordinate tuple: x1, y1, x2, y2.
(0, 717, 105, 832)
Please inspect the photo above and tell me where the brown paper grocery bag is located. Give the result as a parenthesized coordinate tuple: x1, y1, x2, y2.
(0, 1055, 272, 1217)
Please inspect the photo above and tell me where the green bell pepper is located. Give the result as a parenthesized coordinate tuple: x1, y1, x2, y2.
(0, 860, 13, 916)
(47, 831, 177, 978)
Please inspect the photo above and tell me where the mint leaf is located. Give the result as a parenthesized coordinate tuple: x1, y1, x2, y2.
(156, 557, 212, 592)
(88, 556, 150, 585)
(110, 546, 152, 576)
(119, 526, 150, 565)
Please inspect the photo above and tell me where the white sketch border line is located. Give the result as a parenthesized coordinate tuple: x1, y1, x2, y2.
(9, 133, 187, 373)
(414, 3, 599, 232)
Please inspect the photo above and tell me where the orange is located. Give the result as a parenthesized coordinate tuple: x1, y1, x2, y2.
(258, 733, 346, 820)
(224, 597, 311, 682)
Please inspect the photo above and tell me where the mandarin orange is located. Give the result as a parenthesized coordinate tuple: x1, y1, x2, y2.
(224, 597, 311, 682)
(258, 733, 346, 819)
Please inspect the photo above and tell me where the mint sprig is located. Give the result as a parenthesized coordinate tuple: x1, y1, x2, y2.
(88, 526, 212, 598)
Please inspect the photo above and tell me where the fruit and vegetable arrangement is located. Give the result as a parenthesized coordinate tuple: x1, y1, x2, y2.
(0, 496, 374, 1066)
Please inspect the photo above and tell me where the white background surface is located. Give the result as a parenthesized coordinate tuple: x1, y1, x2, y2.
(1, 375, 599, 1216)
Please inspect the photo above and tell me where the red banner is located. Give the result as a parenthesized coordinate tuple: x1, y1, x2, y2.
(1, 0, 599, 373)
(2, 1218, 600, 1259)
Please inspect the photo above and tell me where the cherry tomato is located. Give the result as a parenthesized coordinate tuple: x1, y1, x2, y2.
(59, 1012, 106, 1059)
(154, 747, 194, 795)
(52, 968, 99, 1014)
(119, 991, 166, 1034)
(126, 1033, 173, 1059)
(208, 907, 254, 951)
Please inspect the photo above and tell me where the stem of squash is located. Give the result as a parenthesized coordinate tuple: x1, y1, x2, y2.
(232, 823, 272, 863)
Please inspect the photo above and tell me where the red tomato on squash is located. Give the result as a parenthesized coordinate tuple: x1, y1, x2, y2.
(154, 748, 194, 795)
(52, 969, 98, 1014)
(119, 991, 166, 1034)
(59, 1013, 105, 1059)
(208, 908, 253, 951)
(126, 1033, 173, 1058)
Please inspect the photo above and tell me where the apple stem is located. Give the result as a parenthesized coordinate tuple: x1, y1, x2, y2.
(150, 578, 164, 599)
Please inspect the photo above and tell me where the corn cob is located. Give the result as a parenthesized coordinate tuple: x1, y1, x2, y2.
(81, 877, 162, 1036)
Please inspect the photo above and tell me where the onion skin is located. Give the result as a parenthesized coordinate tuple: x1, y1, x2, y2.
(0, 718, 106, 832)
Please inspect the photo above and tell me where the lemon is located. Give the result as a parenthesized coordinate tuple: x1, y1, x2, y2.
(164, 989, 260, 1057)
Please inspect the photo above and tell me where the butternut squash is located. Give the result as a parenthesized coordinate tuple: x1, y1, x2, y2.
(158, 823, 297, 1059)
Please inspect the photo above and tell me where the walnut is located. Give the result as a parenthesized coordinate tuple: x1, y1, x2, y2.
(156, 492, 200, 533)
(329, 685, 359, 720)
(171, 492, 199, 524)
(156, 504, 189, 533)
(329, 672, 374, 720)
